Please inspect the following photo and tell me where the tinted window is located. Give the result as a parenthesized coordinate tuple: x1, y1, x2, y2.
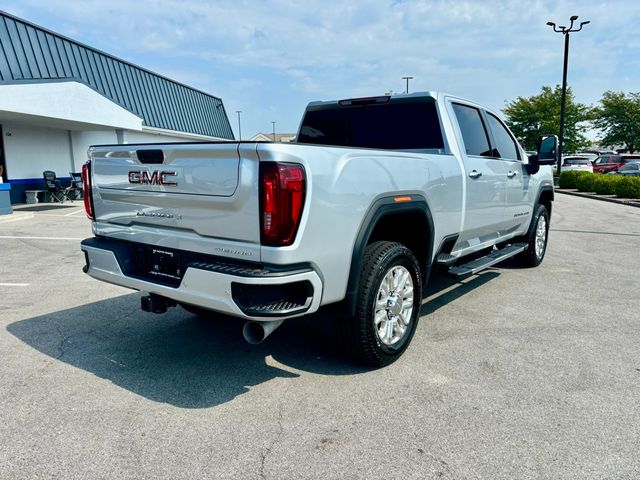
(487, 113, 519, 160)
(594, 157, 604, 164)
(297, 101, 445, 150)
(565, 158, 590, 165)
(452, 103, 491, 156)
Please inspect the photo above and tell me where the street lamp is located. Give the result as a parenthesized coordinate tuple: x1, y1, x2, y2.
(402, 76, 413, 94)
(271, 121, 276, 142)
(547, 15, 590, 173)
(235, 110, 242, 141)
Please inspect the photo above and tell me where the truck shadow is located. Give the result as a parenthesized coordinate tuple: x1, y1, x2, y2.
(7, 270, 500, 409)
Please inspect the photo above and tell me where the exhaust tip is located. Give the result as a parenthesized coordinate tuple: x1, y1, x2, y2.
(243, 322, 267, 344)
(242, 320, 285, 344)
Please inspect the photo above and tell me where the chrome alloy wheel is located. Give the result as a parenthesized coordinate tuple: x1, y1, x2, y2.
(374, 265, 414, 346)
(535, 215, 547, 259)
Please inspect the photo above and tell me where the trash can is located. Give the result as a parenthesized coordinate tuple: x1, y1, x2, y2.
(0, 183, 13, 215)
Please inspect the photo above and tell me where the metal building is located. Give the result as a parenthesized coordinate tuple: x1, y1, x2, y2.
(0, 10, 234, 203)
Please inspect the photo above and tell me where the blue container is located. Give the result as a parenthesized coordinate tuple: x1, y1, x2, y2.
(0, 183, 13, 215)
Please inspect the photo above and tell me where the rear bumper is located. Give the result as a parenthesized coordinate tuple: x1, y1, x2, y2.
(81, 237, 323, 321)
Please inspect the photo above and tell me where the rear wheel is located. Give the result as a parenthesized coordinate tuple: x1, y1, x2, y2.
(343, 241, 422, 367)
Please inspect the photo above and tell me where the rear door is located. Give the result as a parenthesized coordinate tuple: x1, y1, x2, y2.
(449, 102, 507, 250)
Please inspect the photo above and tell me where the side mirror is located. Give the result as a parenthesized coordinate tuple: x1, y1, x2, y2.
(527, 134, 558, 175)
(537, 135, 559, 164)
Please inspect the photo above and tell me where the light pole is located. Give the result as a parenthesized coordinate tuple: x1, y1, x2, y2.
(235, 110, 242, 140)
(547, 16, 589, 173)
(271, 121, 276, 142)
(402, 76, 413, 94)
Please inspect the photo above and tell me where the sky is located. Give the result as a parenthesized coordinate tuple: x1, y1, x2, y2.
(3, 0, 640, 140)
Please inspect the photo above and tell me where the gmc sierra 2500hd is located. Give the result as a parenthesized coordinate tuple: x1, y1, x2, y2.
(80, 92, 557, 367)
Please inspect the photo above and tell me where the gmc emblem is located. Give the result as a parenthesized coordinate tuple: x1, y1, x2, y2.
(128, 171, 177, 186)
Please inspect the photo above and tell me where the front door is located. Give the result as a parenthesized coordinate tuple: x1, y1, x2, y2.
(449, 102, 507, 251)
(484, 112, 534, 235)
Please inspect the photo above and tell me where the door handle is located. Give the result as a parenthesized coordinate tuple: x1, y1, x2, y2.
(468, 170, 482, 179)
(507, 170, 517, 178)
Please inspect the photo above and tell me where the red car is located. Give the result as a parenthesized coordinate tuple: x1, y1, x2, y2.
(592, 154, 640, 173)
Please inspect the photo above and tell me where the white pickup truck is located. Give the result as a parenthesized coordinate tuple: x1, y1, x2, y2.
(80, 92, 556, 366)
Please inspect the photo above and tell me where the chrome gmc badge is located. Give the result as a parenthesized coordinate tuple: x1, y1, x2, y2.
(128, 171, 177, 186)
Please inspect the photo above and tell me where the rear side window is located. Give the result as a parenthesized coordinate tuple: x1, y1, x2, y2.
(296, 101, 445, 150)
(486, 113, 519, 161)
(452, 103, 491, 157)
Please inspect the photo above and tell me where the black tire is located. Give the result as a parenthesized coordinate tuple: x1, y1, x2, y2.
(516, 203, 549, 268)
(179, 303, 214, 318)
(343, 241, 422, 367)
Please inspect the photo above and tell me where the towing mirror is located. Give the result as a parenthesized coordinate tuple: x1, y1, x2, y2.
(536, 135, 559, 164)
(527, 134, 558, 174)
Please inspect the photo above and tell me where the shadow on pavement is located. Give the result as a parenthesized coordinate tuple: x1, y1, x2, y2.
(7, 293, 362, 409)
(7, 270, 501, 409)
(421, 270, 500, 316)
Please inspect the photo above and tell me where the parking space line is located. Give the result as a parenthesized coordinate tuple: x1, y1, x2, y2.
(64, 209, 86, 216)
(0, 236, 83, 241)
(0, 283, 30, 287)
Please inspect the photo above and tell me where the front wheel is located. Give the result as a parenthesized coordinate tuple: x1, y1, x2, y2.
(345, 241, 422, 367)
(516, 204, 549, 268)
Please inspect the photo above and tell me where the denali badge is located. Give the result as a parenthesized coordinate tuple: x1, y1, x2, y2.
(128, 171, 177, 186)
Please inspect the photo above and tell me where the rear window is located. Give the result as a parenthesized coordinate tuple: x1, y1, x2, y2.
(565, 158, 590, 165)
(296, 100, 445, 150)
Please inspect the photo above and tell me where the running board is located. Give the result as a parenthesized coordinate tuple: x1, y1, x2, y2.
(447, 243, 528, 280)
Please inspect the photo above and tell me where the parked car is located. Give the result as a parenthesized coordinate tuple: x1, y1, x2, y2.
(615, 161, 640, 176)
(593, 154, 640, 174)
(558, 156, 593, 173)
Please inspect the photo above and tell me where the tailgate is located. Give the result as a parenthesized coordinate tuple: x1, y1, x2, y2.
(89, 143, 261, 261)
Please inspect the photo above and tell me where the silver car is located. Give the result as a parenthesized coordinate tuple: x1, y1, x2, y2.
(616, 161, 640, 176)
(558, 156, 593, 173)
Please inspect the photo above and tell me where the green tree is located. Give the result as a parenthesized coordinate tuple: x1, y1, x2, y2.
(593, 91, 640, 153)
(503, 85, 591, 153)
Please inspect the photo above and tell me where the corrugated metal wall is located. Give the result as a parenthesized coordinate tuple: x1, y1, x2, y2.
(0, 11, 234, 139)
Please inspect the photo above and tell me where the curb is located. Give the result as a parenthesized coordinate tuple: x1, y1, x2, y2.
(555, 189, 640, 208)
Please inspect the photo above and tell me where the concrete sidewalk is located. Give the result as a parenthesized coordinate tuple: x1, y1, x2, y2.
(555, 188, 640, 208)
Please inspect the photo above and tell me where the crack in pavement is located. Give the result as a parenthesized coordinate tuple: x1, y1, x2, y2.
(258, 396, 285, 480)
(52, 306, 139, 360)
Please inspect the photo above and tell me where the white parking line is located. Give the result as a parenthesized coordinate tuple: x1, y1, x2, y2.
(64, 209, 86, 216)
(0, 236, 83, 241)
(0, 283, 30, 287)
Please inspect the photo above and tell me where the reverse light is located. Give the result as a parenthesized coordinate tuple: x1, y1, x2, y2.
(82, 162, 95, 220)
(260, 162, 306, 246)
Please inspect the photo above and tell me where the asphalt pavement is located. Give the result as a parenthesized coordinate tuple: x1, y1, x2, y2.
(0, 196, 639, 479)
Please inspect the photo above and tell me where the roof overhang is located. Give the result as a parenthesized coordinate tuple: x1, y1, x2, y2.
(0, 80, 143, 131)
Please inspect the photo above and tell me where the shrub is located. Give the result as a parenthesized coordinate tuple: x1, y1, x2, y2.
(575, 173, 596, 192)
(614, 176, 640, 199)
(591, 175, 622, 195)
(558, 170, 592, 189)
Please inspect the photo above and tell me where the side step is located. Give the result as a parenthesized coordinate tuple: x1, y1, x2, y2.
(435, 252, 457, 267)
(447, 243, 528, 280)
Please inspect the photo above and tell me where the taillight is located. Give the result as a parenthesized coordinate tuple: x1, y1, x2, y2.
(260, 162, 306, 246)
(82, 162, 94, 220)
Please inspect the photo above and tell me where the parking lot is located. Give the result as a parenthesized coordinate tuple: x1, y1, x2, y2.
(1, 194, 639, 479)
